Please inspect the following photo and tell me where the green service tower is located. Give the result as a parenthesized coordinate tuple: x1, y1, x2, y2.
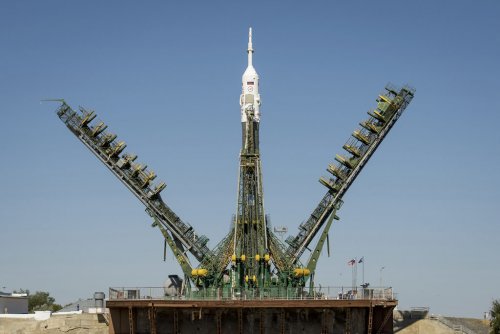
(232, 27, 269, 290)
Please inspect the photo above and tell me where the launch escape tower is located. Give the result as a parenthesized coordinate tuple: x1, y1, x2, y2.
(52, 28, 415, 299)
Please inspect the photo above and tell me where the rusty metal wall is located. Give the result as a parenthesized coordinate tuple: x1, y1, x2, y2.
(108, 301, 395, 334)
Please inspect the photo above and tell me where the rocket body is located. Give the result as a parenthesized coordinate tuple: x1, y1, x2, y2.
(233, 28, 268, 284)
(239, 28, 261, 154)
(240, 28, 261, 123)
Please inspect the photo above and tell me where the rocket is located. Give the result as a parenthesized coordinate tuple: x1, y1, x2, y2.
(240, 27, 261, 123)
(234, 28, 268, 275)
(239, 28, 261, 153)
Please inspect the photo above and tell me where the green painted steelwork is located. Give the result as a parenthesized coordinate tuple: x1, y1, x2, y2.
(285, 85, 415, 266)
(151, 217, 193, 281)
(53, 83, 415, 299)
(306, 208, 338, 293)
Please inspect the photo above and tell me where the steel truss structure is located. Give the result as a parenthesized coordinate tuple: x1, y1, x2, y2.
(53, 82, 414, 297)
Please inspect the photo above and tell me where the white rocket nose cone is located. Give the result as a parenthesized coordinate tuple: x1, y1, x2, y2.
(243, 66, 258, 79)
(241, 27, 261, 123)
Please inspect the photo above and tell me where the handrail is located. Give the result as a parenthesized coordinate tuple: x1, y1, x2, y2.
(108, 286, 397, 301)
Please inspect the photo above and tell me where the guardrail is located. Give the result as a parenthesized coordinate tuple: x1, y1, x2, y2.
(109, 286, 396, 301)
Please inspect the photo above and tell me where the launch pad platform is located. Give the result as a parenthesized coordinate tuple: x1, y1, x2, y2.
(106, 287, 397, 334)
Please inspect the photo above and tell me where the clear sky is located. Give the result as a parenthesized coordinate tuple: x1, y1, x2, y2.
(1, 1, 499, 318)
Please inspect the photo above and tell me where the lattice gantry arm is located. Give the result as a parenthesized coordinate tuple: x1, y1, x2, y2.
(286, 84, 415, 265)
(55, 102, 210, 262)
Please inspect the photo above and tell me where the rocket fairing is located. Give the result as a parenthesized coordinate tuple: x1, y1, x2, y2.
(240, 27, 261, 123)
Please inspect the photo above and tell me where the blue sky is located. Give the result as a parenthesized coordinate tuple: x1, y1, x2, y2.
(1, 1, 499, 318)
